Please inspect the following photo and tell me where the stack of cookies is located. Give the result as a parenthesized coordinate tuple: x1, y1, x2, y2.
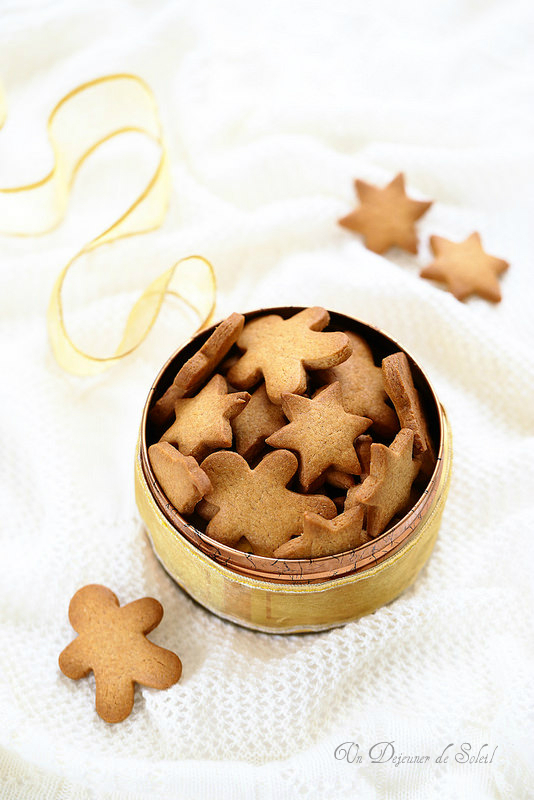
(148, 307, 435, 560)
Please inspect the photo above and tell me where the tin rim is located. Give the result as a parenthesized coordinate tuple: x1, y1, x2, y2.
(140, 307, 446, 584)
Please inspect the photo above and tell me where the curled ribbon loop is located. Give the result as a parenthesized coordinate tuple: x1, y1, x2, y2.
(0, 74, 216, 375)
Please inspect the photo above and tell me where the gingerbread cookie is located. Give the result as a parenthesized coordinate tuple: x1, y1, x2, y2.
(59, 585, 182, 723)
(339, 173, 432, 254)
(199, 450, 336, 556)
(148, 442, 212, 514)
(323, 434, 373, 490)
(324, 468, 356, 491)
(421, 233, 509, 303)
(382, 352, 433, 457)
(347, 428, 420, 538)
(227, 307, 352, 404)
(232, 383, 286, 460)
(356, 434, 373, 479)
(150, 313, 245, 426)
(160, 374, 249, 460)
(318, 331, 398, 437)
(265, 382, 371, 490)
(274, 504, 369, 559)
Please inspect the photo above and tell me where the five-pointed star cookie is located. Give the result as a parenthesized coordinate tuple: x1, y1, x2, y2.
(347, 428, 420, 539)
(148, 442, 212, 514)
(339, 172, 432, 254)
(265, 381, 372, 491)
(232, 383, 286, 460)
(273, 504, 370, 559)
(318, 331, 399, 437)
(59, 585, 182, 723)
(160, 374, 249, 460)
(226, 306, 352, 404)
(421, 233, 509, 302)
(199, 449, 336, 556)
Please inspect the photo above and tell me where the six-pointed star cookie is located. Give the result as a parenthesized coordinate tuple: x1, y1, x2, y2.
(226, 306, 352, 404)
(160, 374, 249, 460)
(232, 382, 286, 460)
(421, 233, 509, 302)
(318, 331, 399, 437)
(265, 381, 372, 490)
(339, 172, 432, 254)
(347, 428, 420, 539)
(199, 449, 336, 556)
(59, 585, 182, 723)
(274, 504, 369, 559)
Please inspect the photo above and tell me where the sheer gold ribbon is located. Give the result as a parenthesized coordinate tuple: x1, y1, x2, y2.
(0, 74, 216, 375)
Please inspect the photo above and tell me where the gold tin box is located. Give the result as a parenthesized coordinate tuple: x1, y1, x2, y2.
(135, 307, 452, 634)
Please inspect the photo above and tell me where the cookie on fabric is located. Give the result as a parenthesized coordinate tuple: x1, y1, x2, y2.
(59, 585, 182, 724)
(347, 428, 420, 539)
(421, 233, 509, 302)
(150, 313, 245, 426)
(199, 450, 336, 557)
(265, 382, 371, 491)
(318, 331, 399, 437)
(273, 504, 369, 559)
(226, 307, 352, 404)
(339, 173, 432, 254)
(231, 382, 286, 460)
(148, 442, 212, 514)
(382, 352, 433, 457)
(160, 374, 249, 460)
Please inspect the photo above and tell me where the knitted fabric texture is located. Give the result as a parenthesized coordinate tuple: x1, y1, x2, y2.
(0, 0, 533, 797)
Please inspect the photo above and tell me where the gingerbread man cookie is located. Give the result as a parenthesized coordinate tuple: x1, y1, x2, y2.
(199, 450, 336, 556)
(59, 585, 182, 723)
(318, 331, 399, 437)
(160, 374, 249, 460)
(347, 428, 420, 538)
(339, 173, 432, 254)
(265, 382, 371, 490)
(150, 312, 245, 426)
(227, 307, 352, 404)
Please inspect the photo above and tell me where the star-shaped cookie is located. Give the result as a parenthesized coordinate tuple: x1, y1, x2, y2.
(160, 374, 249, 460)
(232, 383, 286, 460)
(347, 428, 420, 539)
(226, 307, 352, 404)
(318, 331, 399, 437)
(265, 381, 371, 490)
(273, 504, 369, 559)
(199, 449, 336, 556)
(59, 585, 182, 723)
(339, 172, 432, 254)
(421, 233, 509, 302)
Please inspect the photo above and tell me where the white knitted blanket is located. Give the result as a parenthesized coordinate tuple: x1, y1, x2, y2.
(1, 0, 533, 797)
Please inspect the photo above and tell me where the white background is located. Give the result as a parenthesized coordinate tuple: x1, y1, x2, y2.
(0, 0, 533, 798)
